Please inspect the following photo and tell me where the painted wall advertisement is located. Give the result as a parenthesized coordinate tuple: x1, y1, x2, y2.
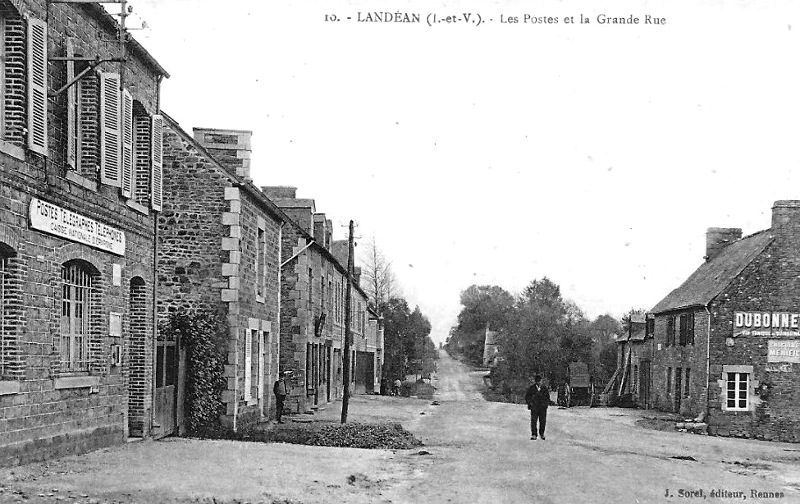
(29, 197, 126, 256)
(767, 340, 800, 364)
(733, 311, 800, 337)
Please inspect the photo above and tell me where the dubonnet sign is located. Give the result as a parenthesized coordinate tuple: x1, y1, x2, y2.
(733, 311, 800, 337)
(29, 198, 125, 256)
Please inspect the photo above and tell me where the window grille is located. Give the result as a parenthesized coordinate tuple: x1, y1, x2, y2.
(61, 263, 92, 372)
(0, 255, 8, 377)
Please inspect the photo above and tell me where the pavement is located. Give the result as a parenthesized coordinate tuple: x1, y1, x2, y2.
(1, 353, 799, 503)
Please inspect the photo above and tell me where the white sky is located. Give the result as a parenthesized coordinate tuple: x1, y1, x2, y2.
(124, 0, 800, 344)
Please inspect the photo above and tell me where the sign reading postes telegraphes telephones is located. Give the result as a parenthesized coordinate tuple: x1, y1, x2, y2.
(29, 197, 125, 256)
(733, 311, 800, 337)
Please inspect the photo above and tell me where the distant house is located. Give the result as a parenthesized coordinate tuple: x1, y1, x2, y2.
(649, 201, 800, 442)
(483, 326, 500, 367)
(261, 187, 379, 414)
(608, 314, 654, 408)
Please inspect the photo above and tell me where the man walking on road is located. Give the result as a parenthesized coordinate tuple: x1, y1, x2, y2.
(274, 371, 291, 424)
(525, 374, 550, 440)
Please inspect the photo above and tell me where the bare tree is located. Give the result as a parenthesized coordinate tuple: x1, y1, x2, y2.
(359, 236, 398, 312)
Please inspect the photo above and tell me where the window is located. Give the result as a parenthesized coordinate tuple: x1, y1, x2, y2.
(244, 329, 255, 403)
(666, 315, 676, 347)
(645, 318, 654, 338)
(0, 251, 12, 378)
(60, 262, 92, 372)
(666, 367, 672, 395)
(679, 313, 695, 346)
(726, 372, 749, 411)
(256, 227, 264, 299)
(0, 8, 46, 153)
(684, 368, 690, 397)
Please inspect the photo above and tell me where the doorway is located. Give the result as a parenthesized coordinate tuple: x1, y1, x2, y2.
(154, 331, 185, 438)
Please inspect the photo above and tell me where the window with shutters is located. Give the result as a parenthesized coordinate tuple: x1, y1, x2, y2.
(244, 328, 255, 403)
(60, 261, 94, 373)
(666, 315, 676, 347)
(100, 72, 121, 187)
(150, 115, 163, 211)
(0, 5, 38, 156)
(256, 227, 265, 301)
(678, 312, 695, 346)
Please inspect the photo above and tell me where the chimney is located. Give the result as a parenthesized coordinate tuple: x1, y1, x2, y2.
(771, 200, 800, 234)
(261, 186, 297, 200)
(331, 240, 348, 266)
(705, 227, 742, 262)
(353, 266, 362, 287)
(313, 213, 329, 249)
(260, 186, 315, 236)
(193, 128, 252, 180)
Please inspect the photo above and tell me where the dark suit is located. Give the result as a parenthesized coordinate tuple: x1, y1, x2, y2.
(525, 383, 550, 437)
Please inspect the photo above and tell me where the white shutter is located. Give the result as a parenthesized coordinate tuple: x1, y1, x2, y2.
(150, 114, 163, 211)
(244, 329, 253, 402)
(100, 72, 121, 187)
(66, 39, 76, 169)
(27, 18, 48, 156)
(121, 90, 133, 198)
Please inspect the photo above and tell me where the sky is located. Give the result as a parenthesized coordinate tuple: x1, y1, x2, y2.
(120, 0, 800, 344)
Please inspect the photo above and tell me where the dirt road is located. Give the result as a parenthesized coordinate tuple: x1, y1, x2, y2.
(2, 352, 799, 503)
(381, 353, 800, 503)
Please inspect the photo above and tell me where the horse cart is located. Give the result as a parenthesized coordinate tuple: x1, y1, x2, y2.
(557, 362, 595, 407)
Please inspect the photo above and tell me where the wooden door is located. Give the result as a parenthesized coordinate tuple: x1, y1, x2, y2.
(674, 367, 682, 413)
(154, 334, 181, 438)
(639, 361, 651, 409)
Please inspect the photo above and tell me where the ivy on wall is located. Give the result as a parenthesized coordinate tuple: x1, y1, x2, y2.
(160, 309, 227, 437)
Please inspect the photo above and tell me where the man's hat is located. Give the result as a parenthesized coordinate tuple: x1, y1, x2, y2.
(534, 374, 542, 381)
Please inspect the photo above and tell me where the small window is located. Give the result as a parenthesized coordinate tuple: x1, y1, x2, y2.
(726, 372, 749, 411)
(666, 315, 676, 347)
(645, 318, 654, 338)
(256, 227, 264, 299)
(666, 367, 672, 395)
(60, 262, 93, 372)
(684, 368, 691, 397)
(679, 313, 694, 346)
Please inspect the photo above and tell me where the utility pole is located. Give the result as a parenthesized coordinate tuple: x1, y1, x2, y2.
(341, 220, 354, 423)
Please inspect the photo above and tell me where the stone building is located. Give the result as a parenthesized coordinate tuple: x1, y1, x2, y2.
(158, 116, 285, 432)
(0, 0, 168, 465)
(262, 187, 377, 413)
(609, 314, 654, 408)
(650, 201, 800, 442)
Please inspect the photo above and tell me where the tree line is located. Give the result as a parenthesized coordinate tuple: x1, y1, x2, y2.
(445, 278, 636, 394)
(360, 238, 437, 386)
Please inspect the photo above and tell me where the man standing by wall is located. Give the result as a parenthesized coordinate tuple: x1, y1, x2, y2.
(525, 375, 550, 440)
(274, 372, 291, 423)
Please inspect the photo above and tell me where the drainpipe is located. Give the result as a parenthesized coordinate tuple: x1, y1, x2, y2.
(705, 305, 712, 420)
(281, 240, 315, 268)
(150, 203, 158, 437)
(274, 221, 284, 419)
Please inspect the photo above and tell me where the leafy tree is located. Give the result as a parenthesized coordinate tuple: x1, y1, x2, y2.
(381, 297, 435, 381)
(446, 285, 515, 365)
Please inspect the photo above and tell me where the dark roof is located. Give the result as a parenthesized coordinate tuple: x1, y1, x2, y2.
(650, 230, 773, 314)
(628, 326, 647, 342)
